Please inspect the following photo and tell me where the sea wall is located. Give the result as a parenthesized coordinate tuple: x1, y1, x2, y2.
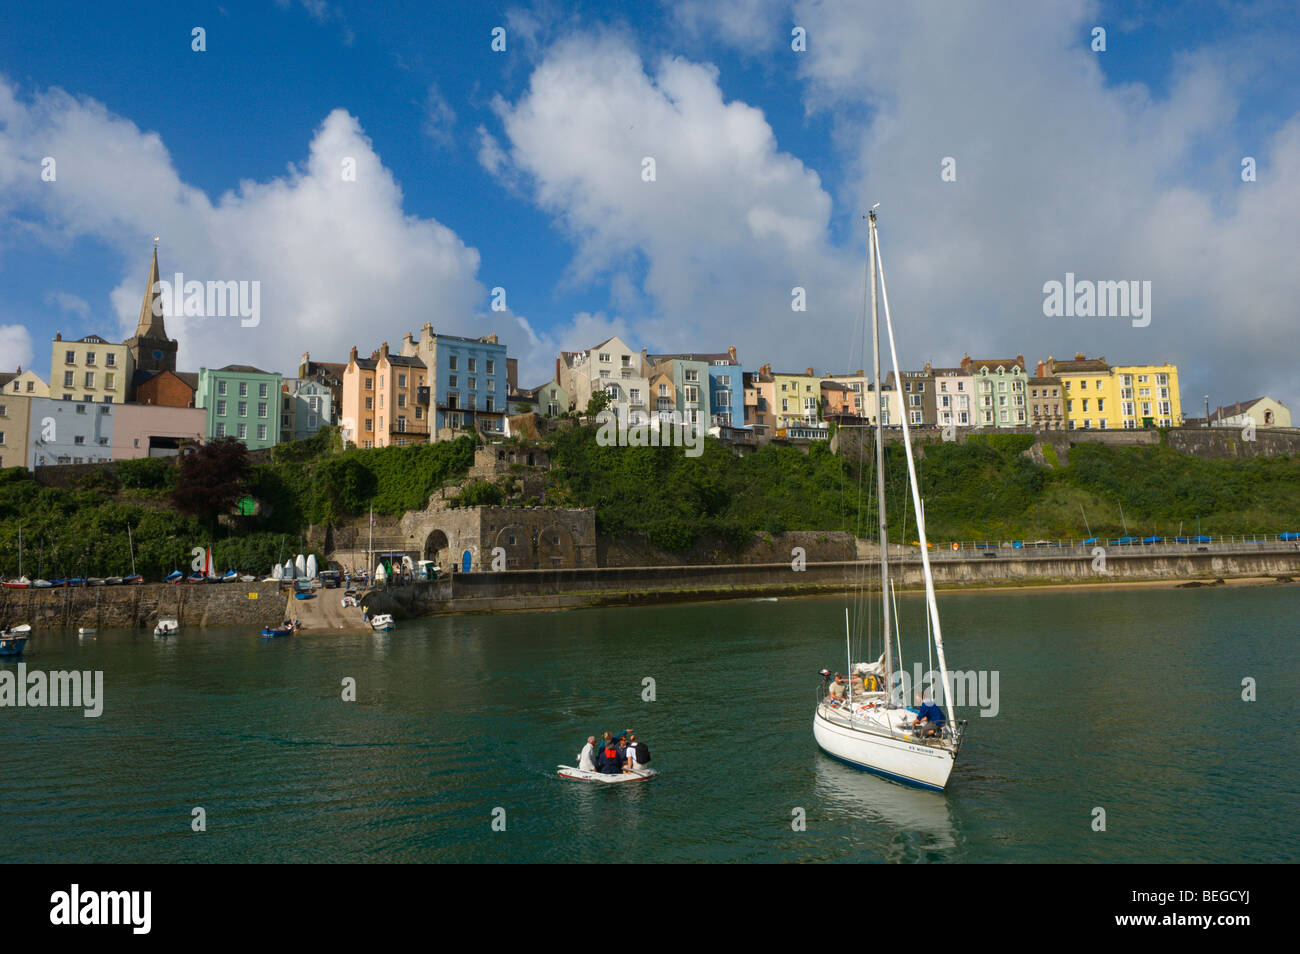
(0, 581, 288, 630)
(357, 546, 1300, 617)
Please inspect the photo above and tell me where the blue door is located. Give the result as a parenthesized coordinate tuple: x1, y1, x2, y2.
(461, 550, 472, 573)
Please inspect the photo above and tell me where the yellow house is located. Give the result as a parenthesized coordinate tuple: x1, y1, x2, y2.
(50, 333, 133, 404)
(1112, 363, 1181, 428)
(1044, 354, 1117, 430)
(5, 368, 49, 399)
(1045, 354, 1181, 429)
(772, 368, 822, 431)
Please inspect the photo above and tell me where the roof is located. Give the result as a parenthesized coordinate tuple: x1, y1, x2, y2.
(820, 380, 850, 391)
(1028, 376, 1061, 385)
(384, 354, 425, 368)
(215, 364, 276, 375)
(0, 372, 15, 389)
(1210, 398, 1265, 422)
(176, 372, 199, 390)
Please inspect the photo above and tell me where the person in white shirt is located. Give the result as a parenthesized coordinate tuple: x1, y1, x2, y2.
(625, 734, 647, 773)
(578, 736, 597, 771)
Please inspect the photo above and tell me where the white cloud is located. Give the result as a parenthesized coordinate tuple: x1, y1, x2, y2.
(423, 84, 458, 148)
(489, 34, 859, 365)
(45, 291, 91, 319)
(788, 0, 1300, 400)
(0, 323, 34, 371)
(0, 80, 496, 379)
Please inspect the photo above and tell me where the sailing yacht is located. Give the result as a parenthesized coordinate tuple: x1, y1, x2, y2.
(812, 208, 966, 791)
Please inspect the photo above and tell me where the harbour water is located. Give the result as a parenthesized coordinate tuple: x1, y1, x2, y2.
(1, 586, 1295, 863)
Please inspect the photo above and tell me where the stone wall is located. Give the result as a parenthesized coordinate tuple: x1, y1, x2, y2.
(0, 581, 289, 630)
(597, 529, 858, 567)
(354, 547, 1300, 618)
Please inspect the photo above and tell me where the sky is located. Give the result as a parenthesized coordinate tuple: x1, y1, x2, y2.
(1, 0, 1297, 410)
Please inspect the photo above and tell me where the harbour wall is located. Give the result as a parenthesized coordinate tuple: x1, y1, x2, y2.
(359, 546, 1300, 618)
(0, 581, 288, 630)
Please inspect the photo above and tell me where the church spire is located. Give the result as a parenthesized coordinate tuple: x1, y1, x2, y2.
(135, 241, 166, 338)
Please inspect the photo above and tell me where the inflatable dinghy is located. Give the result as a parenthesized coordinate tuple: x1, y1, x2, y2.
(557, 765, 658, 784)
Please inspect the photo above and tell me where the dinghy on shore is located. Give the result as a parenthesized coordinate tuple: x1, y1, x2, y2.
(557, 766, 658, 784)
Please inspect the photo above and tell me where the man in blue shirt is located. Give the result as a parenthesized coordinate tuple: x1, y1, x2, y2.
(911, 694, 947, 739)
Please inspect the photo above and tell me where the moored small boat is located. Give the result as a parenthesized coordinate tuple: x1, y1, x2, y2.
(2, 576, 31, 589)
(124, 575, 145, 585)
(154, 617, 179, 637)
(78, 627, 97, 637)
(370, 613, 395, 632)
(0, 624, 32, 656)
(164, 570, 183, 584)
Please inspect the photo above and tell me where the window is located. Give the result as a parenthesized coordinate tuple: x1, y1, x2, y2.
(84, 372, 95, 388)
(398, 373, 406, 388)
(468, 378, 477, 391)
(106, 353, 116, 367)
(216, 423, 226, 437)
(76, 404, 87, 415)
(105, 373, 115, 389)
(485, 360, 494, 375)
(365, 418, 373, 432)
(259, 383, 268, 398)
(75, 435, 85, 445)
(485, 396, 495, 412)
(237, 423, 247, 439)
(365, 377, 373, 389)
(65, 350, 75, 364)
(397, 393, 407, 408)
(218, 380, 227, 396)
(85, 352, 96, 365)
(378, 395, 384, 409)
(98, 437, 108, 446)
(365, 397, 373, 410)
(257, 425, 267, 441)
(238, 382, 248, 397)
(1097, 399, 1105, 412)
(64, 371, 74, 387)
(447, 393, 458, 409)
(468, 358, 477, 373)
(258, 402, 267, 418)
(236, 401, 247, 417)
(449, 356, 458, 371)
(598, 353, 609, 363)
(449, 375, 457, 388)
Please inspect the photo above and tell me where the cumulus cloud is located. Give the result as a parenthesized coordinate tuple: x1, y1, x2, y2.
(45, 291, 91, 319)
(788, 0, 1300, 400)
(0, 323, 34, 371)
(0, 79, 497, 378)
(489, 33, 860, 365)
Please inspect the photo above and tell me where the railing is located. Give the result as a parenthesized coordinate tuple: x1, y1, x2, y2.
(905, 536, 1300, 559)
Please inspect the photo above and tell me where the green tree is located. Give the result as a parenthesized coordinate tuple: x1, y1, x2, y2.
(171, 438, 251, 532)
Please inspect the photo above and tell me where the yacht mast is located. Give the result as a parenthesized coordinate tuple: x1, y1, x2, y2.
(873, 216, 956, 729)
(868, 208, 895, 703)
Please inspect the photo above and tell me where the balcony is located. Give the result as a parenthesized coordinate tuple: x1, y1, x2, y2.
(389, 420, 429, 436)
(416, 386, 430, 406)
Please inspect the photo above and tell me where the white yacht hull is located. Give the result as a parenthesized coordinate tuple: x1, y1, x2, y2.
(813, 704, 955, 791)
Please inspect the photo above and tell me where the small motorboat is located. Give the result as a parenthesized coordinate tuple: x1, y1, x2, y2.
(2, 576, 30, 589)
(221, 569, 238, 582)
(1, 624, 32, 656)
(370, 614, 395, 632)
(185, 572, 205, 584)
(240, 575, 255, 582)
(88, 578, 107, 587)
(261, 623, 296, 638)
(124, 574, 145, 585)
(33, 579, 53, 588)
(105, 577, 123, 586)
(78, 627, 97, 637)
(163, 570, 182, 584)
(154, 617, 179, 637)
(556, 765, 658, 784)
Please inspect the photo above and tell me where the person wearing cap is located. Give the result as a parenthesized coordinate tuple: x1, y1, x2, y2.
(578, 735, 597, 771)
(829, 673, 848, 701)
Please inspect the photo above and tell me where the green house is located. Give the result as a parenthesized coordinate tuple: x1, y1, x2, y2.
(196, 364, 283, 450)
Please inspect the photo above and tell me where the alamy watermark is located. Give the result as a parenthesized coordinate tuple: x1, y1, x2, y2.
(152, 273, 260, 327)
(1043, 272, 1150, 328)
(893, 663, 999, 717)
(595, 407, 704, 458)
(0, 665, 103, 717)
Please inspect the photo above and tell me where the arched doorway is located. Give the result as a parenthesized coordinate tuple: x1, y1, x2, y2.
(423, 529, 450, 571)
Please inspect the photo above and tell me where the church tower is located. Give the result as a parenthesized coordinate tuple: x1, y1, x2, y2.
(125, 243, 178, 375)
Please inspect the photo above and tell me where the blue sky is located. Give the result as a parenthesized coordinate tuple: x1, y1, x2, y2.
(2, 0, 1298, 408)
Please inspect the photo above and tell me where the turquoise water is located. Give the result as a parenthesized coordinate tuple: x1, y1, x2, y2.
(1, 586, 1296, 863)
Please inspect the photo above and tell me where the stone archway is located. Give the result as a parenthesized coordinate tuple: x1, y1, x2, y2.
(423, 529, 451, 570)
